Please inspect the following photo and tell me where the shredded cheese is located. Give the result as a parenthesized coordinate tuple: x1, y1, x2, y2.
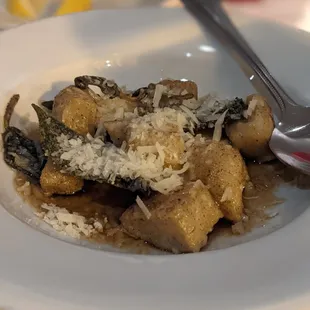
(150, 175, 183, 195)
(155, 142, 166, 165)
(220, 187, 233, 202)
(179, 105, 200, 125)
(38, 203, 107, 238)
(243, 99, 258, 119)
(94, 121, 106, 138)
(136, 196, 152, 219)
(96, 97, 137, 122)
(153, 84, 166, 108)
(120, 141, 127, 151)
(212, 110, 228, 141)
(172, 162, 190, 175)
(16, 181, 31, 196)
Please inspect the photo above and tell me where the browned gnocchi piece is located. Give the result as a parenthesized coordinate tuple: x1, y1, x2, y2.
(40, 160, 83, 196)
(126, 126, 185, 169)
(40, 85, 98, 195)
(121, 180, 223, 253)
(188, 139, 249, 222)
(53, 85, 97, 136)
(160, 79, 198, 99)
(226, 94, 275, 161)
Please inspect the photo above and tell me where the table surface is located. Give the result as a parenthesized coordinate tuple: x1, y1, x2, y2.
(1, 0, 310, 32)
(0, 1, 309, 310)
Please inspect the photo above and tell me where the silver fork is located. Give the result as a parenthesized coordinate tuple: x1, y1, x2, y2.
(181, 0, 310, 174)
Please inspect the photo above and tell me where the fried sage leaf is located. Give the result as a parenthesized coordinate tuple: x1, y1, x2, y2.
(195, 96, 247, 127)
(74, 75, 121, 98)
(132, 83, 195, 115)
(3, 127, 45, 183)
(32, 104, 150, 194)
(41, 100, 54, 111)
(3, 94, 19, 130)
(2, 95, 46, 183)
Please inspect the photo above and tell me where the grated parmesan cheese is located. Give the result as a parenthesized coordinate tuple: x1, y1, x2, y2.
(243, 99, 258, 119)
(155, 142, 166, 165)
(150, 174, 183, 195)
(39, 203, 106, 239)
(52, 104, 198, 195)
(136, 195, 152, 219)
(94, 121, 107, 138)
(16, 181, 31, 196)
(220, 187, 233, 202)
(153, 84, 167, 108)
(179, 105, 200, 125)
(55, 133, 188, 194)
(120, 141, 127, 151)
(212, 110, 228, 141)
(127, 108, 189, 137)
(96, 97, 137, 123)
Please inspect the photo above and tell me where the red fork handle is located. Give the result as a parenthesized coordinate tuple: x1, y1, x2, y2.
(292, 152, 310, 162)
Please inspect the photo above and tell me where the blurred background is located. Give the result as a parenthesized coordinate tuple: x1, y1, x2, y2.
(1, 0, 310, 32)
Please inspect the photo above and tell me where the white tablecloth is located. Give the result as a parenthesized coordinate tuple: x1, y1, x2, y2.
(1, 0, 310, 32)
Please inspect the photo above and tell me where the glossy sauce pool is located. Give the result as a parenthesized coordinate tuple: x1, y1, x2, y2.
(14, 161, 310, 254)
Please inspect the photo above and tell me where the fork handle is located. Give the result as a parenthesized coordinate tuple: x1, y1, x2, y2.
(181, 0, 296, 123)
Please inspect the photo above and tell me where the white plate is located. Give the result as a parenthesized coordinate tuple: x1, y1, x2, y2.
(1, 8, 310, 310)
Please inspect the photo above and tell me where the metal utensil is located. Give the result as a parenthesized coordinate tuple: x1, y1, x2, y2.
(181, 0, 310, 174)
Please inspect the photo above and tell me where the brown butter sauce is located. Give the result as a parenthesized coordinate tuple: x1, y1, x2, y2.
(15, 174, 153, 253)
(15, 161, 310, 253)
(208, 161, 310, 243)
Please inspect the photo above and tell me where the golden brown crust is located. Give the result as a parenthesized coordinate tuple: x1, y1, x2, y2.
(126, 127, 185, 169)
(39, 85, 99, 195)
(40, 160, 83, 196)
(225, 94, 275, 160)
(53, 86, 97, 136)
(188, 140, 248, 222)
(121, 181, 223, 253)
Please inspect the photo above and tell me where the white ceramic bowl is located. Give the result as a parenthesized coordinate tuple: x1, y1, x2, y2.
(1, 8, 310, 310)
